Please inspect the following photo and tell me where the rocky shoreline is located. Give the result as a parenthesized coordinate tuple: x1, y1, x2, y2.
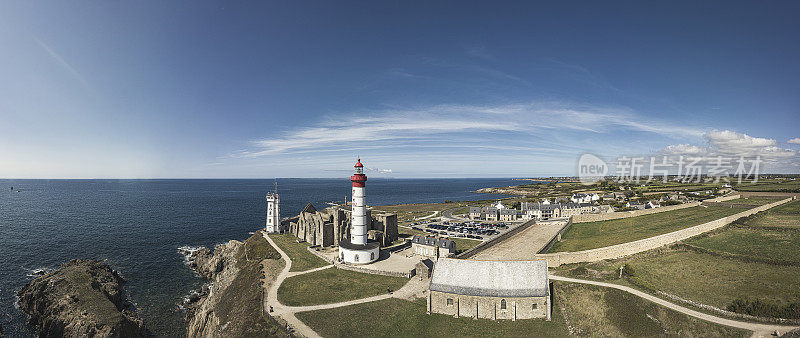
(16, 259, 147, 337)
(181, 240, 243, 336)
(181, 231, 286, 337)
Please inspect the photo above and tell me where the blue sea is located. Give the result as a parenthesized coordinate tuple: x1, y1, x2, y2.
(0, 178, 514, 337)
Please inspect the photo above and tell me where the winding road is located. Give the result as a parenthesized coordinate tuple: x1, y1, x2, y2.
(262, 233, 426, 338)
(550, 275, 798, 338)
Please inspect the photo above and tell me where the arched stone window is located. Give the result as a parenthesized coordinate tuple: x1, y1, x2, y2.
(354, 254, 359, 262)
(532, 303, 538, 310)
(500, 299, 507, 310)
(370, 252, 374, 260)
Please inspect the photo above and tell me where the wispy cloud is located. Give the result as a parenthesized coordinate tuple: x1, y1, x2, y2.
(788, 138, 800, 145)
(239, 101, 705, 157)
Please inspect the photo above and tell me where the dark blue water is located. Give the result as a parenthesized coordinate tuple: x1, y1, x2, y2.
(0, 178, 513, 337)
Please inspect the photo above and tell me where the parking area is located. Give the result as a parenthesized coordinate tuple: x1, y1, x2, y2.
(407, 219, 524, 241)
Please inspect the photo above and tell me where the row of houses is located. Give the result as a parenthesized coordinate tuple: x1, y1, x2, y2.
(469, 201, 601, 221)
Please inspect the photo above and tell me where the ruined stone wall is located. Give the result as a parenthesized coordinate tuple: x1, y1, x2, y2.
(291, 206, 397, 247)
(537, 197, 793, 267)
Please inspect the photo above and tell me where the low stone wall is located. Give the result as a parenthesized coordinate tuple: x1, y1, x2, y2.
(537, 197, 794, 267)
(572, 202, 701, 223)
(335, 263, 415, 279)
(658, 291, 800, 325)
(456, 219, 537, 259)
(702, 194, 741, 203)
(537, 219, 573, 254)
(306, 246, 415, 278)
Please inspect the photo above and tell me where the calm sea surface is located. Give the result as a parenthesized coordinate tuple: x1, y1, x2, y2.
(0, 178, 514, 337)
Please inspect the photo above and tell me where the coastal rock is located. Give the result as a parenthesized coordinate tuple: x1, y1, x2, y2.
(184, 240, 243, 337)
(16, 259, 146, 338)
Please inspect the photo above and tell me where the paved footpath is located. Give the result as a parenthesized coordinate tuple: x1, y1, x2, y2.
(263, 233, 426, 338)
(550, 275, 798, 338)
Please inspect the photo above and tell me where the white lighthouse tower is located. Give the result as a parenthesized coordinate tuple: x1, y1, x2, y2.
(338, 158, 379, 264)
(265, 181, 282, 234)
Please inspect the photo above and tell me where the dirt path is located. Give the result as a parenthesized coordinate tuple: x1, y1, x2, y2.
(263, 233, 426, 338)
(550, 275, 798, 338)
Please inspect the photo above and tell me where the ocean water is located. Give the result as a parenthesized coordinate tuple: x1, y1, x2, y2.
(0, 178, 513, 337)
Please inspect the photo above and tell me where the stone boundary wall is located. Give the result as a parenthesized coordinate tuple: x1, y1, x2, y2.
(657, 291, 800, 325)
(305, 246, 415, 278)
(456, 219, 537, 259)
(538, 219, 573, 254)
(572, 201, 701, 223)
(702, 194, 741, 203)
(335, 263, 415, 279)
(537, 197, 794, 267)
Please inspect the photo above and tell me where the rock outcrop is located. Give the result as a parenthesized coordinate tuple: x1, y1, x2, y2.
(183, 240, 243, 337)
(183, 232, 286, 337)
(17, 259, 146, 338)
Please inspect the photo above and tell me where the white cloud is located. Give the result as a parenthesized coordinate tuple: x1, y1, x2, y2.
(241, 102, 705, 157)
(788, 138, 800, 144)
(660, 130, 798, 173)
(663, 144, 706, 155)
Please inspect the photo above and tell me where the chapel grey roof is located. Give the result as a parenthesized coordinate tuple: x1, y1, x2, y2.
(429, 258, 549, 297)
(469, 207, 482, 213)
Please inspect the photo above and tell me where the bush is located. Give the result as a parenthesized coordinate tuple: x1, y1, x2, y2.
(621, 264, 635, 277)
(571, 266, 588, 276)
(726, 298, 800, 319)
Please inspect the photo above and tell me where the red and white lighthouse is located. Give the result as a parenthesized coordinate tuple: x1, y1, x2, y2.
(350, 158, 368, 245)
(339, 158, 380, 264)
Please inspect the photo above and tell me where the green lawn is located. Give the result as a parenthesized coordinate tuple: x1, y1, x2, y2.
(625, 251, 800, 309)
(736, 181, 800, 192)
(268, 234, 329, 272)
(549, 205, 749, 252)
(277, 268, 408, 306)
(745, 200, 800, 229)
(556, 282, 748, 337)
(297, 297, 569, 337)
(451, 237, 481, 254)
(716, 197, 783, 206)
(686, 227, 800, 265)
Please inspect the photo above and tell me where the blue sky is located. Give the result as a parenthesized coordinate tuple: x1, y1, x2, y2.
(1, 1, 798, 178)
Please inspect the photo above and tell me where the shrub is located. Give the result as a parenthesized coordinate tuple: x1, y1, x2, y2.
(726, 298, 800, 319)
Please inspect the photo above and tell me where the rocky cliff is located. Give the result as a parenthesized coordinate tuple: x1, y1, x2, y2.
(16, 259, 146, 338)
(183, 231, 286, 337)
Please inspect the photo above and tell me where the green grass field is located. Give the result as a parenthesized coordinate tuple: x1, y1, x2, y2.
(268, 234, 329, 272)
(549, 205, 749, 252)
(624, 250, 800, 309)
(451, 237, 481, 254)
(296, 282, 746, 337)
(556, 282, 748, 337)
(686, 227, 800, 265)
(277, 268, 408, 306)
(297, 297, 569, 337)
(745, 200, 800, 229)
(736, 180, 800, 192)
